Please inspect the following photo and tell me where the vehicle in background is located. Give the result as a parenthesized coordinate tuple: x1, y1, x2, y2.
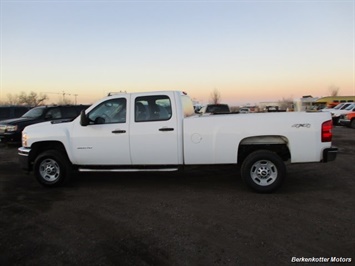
(0, 106, 31, 121)
(264, 106, 279, 112)
(239, 107, 251, 114)
(321, 103, 352, 112)
(0, 105, 90, 143)
(240, 105, 259, 113)
(314, 96, 355, 109)
(330, 103, 355, 125)
(199, 104, 230, 114)
(339, 112, 355, 129)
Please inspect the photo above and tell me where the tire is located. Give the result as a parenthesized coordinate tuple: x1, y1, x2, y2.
(241, 150, 286, 193)
(34, 150, 72, 187)
(350, 119, 355, 129)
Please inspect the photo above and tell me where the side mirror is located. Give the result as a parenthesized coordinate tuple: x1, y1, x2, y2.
(80, 110, 89, 126)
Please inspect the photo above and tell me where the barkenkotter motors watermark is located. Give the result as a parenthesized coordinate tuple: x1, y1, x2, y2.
(291, 257, 352, 263)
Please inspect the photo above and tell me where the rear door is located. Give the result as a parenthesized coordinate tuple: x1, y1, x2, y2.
(129, 93, 179, 165)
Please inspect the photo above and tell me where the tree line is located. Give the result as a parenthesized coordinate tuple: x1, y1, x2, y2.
(0, 91, 73, 106)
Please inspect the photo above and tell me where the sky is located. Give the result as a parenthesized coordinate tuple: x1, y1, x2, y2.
(0, 0, 354, 106)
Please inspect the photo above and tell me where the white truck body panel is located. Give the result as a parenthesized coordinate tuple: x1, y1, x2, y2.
(21, 90, 334, 167)
(183, 112, 331, 164)
(129, 91, 181, 165)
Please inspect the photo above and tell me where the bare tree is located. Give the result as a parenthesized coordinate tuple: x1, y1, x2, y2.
(209, 88, 221, 104)
(5, 94, 21, 105)
(18, 91, 48, 106)
(328, 85, 340, 97)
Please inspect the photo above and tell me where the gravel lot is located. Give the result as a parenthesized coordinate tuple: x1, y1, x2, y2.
(1, 127, 354, 265)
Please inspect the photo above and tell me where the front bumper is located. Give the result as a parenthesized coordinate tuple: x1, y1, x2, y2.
(322, 147, 338, 162)
(18, 147, 31, 171)
(0, 132, 21, 143)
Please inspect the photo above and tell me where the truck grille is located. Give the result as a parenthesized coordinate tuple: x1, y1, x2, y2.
(0, 125, 6, 133)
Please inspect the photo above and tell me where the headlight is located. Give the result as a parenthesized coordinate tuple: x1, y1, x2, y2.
(5, 125, 18, 132)
(22, 132, 28, 147)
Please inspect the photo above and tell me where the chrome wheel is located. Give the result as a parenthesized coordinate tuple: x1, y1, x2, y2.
(39, 158, 60, 182)
(250, 159, 278, 186)
(241, 150, 286, 193)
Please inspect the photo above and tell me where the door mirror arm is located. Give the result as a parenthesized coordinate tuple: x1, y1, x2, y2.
(80, 110, 89, 126)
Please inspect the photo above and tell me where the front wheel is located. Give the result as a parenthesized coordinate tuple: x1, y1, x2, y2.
(241, 150, 286, 193)
(34, 150, 72, 187)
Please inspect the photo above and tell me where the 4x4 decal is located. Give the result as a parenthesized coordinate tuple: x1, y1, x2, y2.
(292, 123, 311, 128)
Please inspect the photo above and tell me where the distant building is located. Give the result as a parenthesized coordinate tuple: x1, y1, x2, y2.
(258, 101, 281, 111)
(293, 96, 319, 111)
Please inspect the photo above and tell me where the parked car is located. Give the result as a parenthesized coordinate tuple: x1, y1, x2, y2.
(0, 105, 90, 143)
(339, 112, 355, 129)
(199, 104, 230, 114)
(239, 107, 251, 114)
(321, 102, 352, 112)
(330, 103, 355, 125)
(0, 106, 31, 121)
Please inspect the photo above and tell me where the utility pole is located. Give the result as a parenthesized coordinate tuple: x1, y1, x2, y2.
(44, 91, 78, 104)
(73, 94, 78, 105)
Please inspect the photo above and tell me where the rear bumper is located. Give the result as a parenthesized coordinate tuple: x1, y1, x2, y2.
(322, 147, 338, 162)
(18, 147, 31, 171)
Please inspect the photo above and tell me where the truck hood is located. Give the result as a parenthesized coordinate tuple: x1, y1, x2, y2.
(0, 117, 36, 125)
(23, 119, 75, 146)
(24, 119, 72, 131)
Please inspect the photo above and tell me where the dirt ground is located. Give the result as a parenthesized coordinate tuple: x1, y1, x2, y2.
(0, 127, 354, 265)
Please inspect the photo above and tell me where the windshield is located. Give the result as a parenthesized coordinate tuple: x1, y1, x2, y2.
(339, 104, 351, 110)
(333, 104, 344, 110)
(22, 107, 45, 118)
(344, 104, 355, 110)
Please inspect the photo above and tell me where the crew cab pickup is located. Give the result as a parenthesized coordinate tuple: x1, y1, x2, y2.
(18, 91, 337, 192)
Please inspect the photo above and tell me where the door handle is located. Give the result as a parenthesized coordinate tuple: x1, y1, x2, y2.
(112, 130, 126, 134)
(159, 127, 174, 132)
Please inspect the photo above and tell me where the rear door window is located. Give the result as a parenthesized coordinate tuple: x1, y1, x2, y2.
(135, 95, 172, 122)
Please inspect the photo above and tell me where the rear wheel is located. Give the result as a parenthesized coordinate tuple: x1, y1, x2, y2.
(241, 150, 286, 193)
(34, 150, 72, 187)
(350, 119, 355, 129)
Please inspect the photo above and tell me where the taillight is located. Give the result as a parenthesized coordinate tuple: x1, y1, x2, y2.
(322, 120, 333, 142)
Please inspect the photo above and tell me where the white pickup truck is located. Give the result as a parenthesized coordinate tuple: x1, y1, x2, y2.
(18, 91, 337, 192)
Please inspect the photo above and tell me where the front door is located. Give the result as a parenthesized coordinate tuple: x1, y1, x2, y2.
(71, 97, 131, 165)
(129, 93, 179, 165)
